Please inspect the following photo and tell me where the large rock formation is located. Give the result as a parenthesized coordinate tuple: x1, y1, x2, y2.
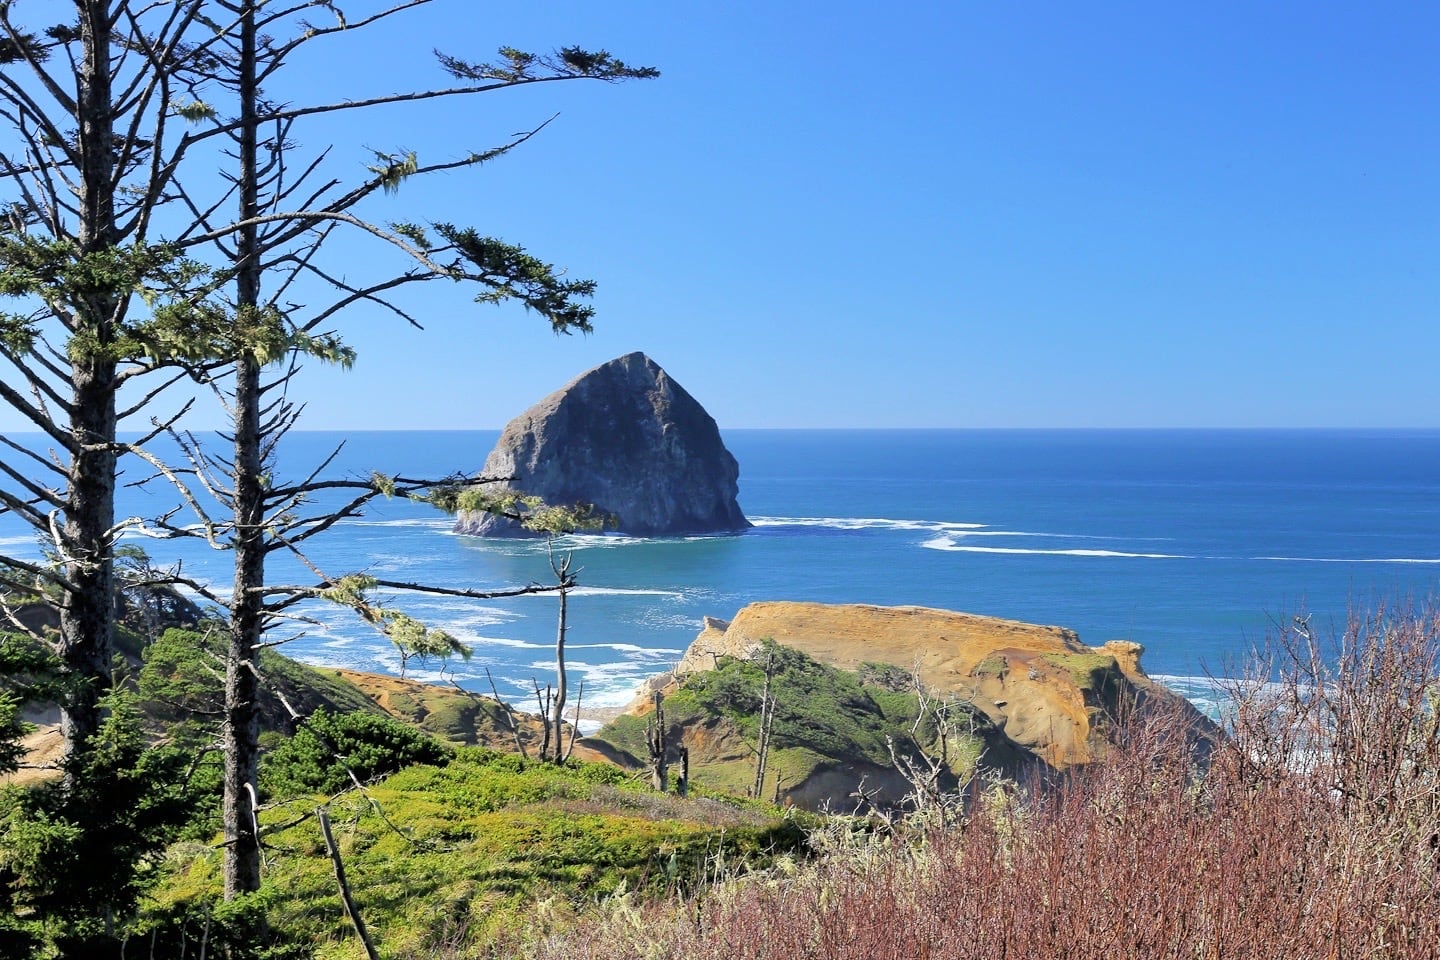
(678, 601, 1206, 769)
(455, 352, 750, 537)
(597, 602, 1217, 811)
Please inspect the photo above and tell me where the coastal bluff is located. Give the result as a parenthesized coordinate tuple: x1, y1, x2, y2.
(454, 352, 750, 538)
(598, 601, 1215, 809)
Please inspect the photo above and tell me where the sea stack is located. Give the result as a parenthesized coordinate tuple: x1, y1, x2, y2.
(454, 352, 751, 537)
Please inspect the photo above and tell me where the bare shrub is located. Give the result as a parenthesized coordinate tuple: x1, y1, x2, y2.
(492, 602, 1440, 960)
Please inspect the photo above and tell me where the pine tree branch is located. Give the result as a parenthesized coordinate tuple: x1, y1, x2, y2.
(0, 358, 73, 442)
(0, 457, 63, 515)
(0, 14, 79, 147)
(0, 432, 66, 483)
(260, 0, 436, 66)
(294, 264, 433, 331)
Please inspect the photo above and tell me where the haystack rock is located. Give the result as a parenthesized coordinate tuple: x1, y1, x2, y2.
(454, 352, 751, 537)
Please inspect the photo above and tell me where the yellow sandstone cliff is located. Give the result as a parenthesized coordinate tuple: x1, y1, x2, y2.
(639, 601, 1203, 771)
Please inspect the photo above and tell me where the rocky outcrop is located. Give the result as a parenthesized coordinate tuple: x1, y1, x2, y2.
(688, 602, 1210, 768)
(604, 602, 1217, 810)
(454, 352, 750, 537)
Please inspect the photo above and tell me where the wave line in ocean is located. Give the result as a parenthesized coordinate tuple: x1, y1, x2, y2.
(752, 516, 986, 533)
(1254, 555, 1440, 565)
(927, 543, 1190, 559)
(926, 542, 1440, 565)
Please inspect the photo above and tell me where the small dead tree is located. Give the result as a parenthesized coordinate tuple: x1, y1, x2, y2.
(483, 666, 528, 760)
(547, 545, 576, 763)
(563, 678, 584, 764)
(534, 680, 555, 763)
(750, 651, 777, 800)
(647, 690, 668, 792)
(317, 806, 381, 960)
(887, 672, 977, 819)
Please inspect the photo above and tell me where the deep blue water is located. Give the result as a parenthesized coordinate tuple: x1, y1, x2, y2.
(4, 429, 1440, 711)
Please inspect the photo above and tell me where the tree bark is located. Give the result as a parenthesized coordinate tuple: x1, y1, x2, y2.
(223, 356, 264, 901)
(319, 807, 381, 960)
(550, 580, 568, 762)
(58, 1, 122, 756)
(222, 0, 265, 902)
(648, 691, 668, 792)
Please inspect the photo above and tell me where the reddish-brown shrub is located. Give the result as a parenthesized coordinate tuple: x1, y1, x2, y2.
(498, 603, 1440, 960)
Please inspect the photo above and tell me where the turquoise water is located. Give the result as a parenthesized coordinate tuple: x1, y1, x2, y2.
(5, 429, 1440, 710)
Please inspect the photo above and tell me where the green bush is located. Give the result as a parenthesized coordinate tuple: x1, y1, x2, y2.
(151, 746, 806, 957)
(0, 694, 204, 953)
(139, 627, 224, 719)
(674, 643, 925, 765)
(261, 707, 451, 798)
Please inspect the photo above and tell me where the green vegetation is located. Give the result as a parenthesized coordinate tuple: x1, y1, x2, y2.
(0, 693, 213, 955)
(4, 615, 809, 957)
(261, 708, 452, 798)
(1041, 652, 1125, 694)
(138, 627, 383, 736)
(358, 678, 521, 748)
(0, 631, 61, 778)
(594, 643, 988, 799)
(149, 748, 805, 958)
(673, 644, 932, 762)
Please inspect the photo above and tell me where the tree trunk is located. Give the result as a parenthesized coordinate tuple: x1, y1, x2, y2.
(58, 369, 118, 751)
(751, 653, 775, 800)
(550, 583, 568, 762)
(223, 0, 265, 902)
(648, 691, 668, 793)
(58, 0, 122, 756)
(223, 355, 264, 900)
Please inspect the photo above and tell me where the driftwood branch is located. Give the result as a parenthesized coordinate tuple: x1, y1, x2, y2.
(318, 806, 381, 960)
(485, 666, 528, 760)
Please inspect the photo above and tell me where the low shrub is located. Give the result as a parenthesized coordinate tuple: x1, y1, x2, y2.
(151, 746, 805, 958)
(261, 707, 451, 798)
(514, 602, 1440, 960)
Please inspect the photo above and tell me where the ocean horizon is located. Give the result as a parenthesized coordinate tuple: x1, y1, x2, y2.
(4, 427, 1439, 717)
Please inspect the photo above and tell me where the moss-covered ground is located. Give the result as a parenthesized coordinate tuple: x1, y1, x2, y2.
(149, 748, 807, 958)
(591, 643, 989, 798)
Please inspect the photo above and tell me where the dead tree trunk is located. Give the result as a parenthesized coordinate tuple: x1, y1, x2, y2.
(221, 0, 266, 903)
(534, 680, 553, 762)
(318, 807, 381, 960)
(751, 653, 776, 800)
(484, 667, 528, 760)
(647, 691, 668, 792)
(549, 552, 572, 763)
(563, 678, 584, 764)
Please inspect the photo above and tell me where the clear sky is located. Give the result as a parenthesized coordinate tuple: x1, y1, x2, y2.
(7, 1, 1440, 430)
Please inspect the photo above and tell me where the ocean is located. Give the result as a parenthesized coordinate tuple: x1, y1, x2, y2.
(5, 428, 1440, 715)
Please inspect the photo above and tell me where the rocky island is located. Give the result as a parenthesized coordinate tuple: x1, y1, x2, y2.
(454, 352, 751, 537)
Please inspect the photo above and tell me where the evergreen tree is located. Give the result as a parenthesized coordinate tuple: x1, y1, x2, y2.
(0, 2, 229, 759)
(140, 0, 655, 902)
(2, 0, 656, 938)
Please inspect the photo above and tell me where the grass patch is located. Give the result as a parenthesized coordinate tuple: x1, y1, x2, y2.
(149, 747, 806, 957)
(1041, 653, 1124, 694)
(592, 643, 988, 801)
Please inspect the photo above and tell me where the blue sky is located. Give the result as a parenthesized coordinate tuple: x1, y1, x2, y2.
(8, 1, 1440, 430)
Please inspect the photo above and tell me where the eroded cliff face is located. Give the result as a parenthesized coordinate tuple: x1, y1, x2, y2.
(454, 352, 750, 537)
(612, 602, 1215, 810)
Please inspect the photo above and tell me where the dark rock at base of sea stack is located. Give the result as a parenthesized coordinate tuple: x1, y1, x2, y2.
(454, 352, 751, 538)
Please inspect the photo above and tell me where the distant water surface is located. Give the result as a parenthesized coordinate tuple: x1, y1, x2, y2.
(3, 428, 1438, 713)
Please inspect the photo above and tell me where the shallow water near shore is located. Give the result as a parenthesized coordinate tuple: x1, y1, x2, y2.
(5, 428, 1440, 712)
